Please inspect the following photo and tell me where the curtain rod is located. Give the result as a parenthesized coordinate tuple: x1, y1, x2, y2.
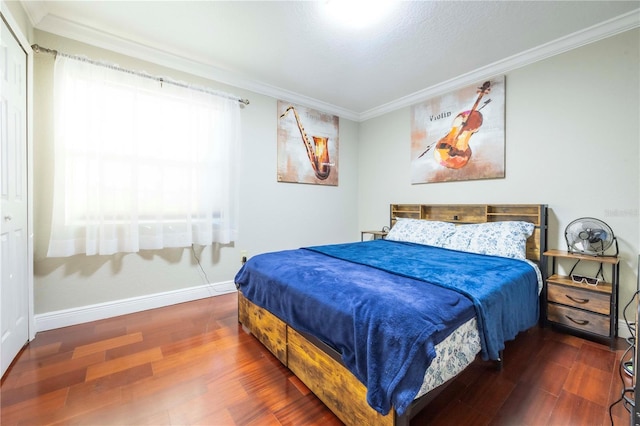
(31, 44, 250, 106)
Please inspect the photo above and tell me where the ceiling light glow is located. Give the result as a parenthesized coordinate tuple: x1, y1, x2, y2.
(324, 0, 395, 29)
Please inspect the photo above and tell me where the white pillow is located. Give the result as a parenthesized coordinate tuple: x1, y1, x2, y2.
(442, 224, 477, 252)
(386, 219, 456, 247)
(459, 221, 535, 259)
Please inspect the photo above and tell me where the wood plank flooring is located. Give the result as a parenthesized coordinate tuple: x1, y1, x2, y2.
(1, 292, 634, 425)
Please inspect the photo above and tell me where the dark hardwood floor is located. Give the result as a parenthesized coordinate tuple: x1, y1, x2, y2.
(1, 292, 633, 425)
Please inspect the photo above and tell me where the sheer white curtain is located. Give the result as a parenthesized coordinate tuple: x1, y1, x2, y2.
(47, 56, 241, 257)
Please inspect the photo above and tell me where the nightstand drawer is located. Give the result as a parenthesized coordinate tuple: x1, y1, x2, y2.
(547, 283, 609, 315)
(547, 303, 609, 336)
(544, 250, 619, 348)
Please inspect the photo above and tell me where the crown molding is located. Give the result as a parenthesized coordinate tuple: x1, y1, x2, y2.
(23, 2, 638, 122)
(25, 5, 361, 121)
(18, 0, 47, 27)
(360, 8, 640, 121)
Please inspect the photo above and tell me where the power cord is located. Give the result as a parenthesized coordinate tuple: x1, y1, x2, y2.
(609, 289, 639, 425)
(190, 244, 238, 295)
(191, 243, 212, 286)
(190, 244, 218, 334)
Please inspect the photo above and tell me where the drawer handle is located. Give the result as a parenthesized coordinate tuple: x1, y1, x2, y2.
(565, 315, 589, 326)
(565, 294, 589, 304)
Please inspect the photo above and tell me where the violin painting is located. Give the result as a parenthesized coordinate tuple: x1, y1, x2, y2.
(434, 81, 491, 169)
(410, 76, 505, 184)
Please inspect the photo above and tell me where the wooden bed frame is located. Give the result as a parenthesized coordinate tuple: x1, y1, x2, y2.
(238, 204, 548, 425)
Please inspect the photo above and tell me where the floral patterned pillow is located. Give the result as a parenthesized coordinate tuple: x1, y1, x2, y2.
(442, 224, 478, 252)
(464, 221, 535, 259)
(386, 219, 456, 247)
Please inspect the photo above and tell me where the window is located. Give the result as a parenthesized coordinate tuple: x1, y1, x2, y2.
(47, 56, 241, 256)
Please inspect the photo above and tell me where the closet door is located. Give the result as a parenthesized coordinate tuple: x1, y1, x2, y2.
(1, 15, 29, 378)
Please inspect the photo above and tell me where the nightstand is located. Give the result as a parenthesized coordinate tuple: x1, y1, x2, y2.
(544, 249, 619, 348)
(360, 230, 388, 241)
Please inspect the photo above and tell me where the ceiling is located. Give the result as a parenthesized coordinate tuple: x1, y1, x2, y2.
(19, 1, 640, 121)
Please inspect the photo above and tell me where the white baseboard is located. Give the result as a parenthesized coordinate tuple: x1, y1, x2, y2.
(35, 286, 635, 343)
(619, 320, 635, 340)
(34, 281, 237, 332)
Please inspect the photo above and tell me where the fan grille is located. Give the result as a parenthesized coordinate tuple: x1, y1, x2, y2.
(565, 217, 615, 256)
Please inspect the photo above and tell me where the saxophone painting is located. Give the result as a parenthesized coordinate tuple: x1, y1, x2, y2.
(277, 101, 339, 185)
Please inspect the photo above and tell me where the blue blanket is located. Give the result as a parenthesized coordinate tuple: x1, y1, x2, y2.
(307, 240, 540, 361)
(234, 239, 539, 416)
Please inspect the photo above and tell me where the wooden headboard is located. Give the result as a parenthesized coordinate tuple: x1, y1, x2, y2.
(390, 204, 548, 263)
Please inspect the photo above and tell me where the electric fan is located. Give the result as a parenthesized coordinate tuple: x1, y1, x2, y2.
(564, 217, 618, 256)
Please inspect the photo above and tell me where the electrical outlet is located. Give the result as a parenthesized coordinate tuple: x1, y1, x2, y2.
(240, 250, 248, 264)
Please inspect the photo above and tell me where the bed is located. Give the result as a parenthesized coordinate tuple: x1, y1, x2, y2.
(235, 204, 548, 425)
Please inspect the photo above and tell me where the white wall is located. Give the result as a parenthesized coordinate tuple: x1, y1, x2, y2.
(32, 31, 360, 315)
(30, 27, 639, 329)
(358, 29, 640, 311)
